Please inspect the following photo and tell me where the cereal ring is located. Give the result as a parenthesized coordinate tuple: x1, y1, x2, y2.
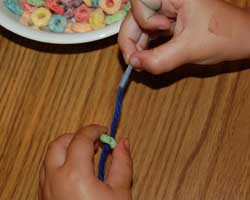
(71, 22, 92, 32)
(121, 0, 128, 3)
(45, 0, 64, 15)
(61, 0, 81, 8)
(20, 0, 34, 11)
(31, 7, 51, 27)
(19, 11, 33, 26)
(100, 134, 116, 149)
(31, 25, 40, 29)
(4, 0, 24, 15)
(49, 15, 67, 32)
(83, 0, 92, 7)
(123, 1, 130, 13)
(99, 0, 121, 15)
(64, 22, 74, 33)
(89, 8, 105, 30)
(91, 0, 99, 8)
(105, 9, 126, 25)
(74, 6, 91, 22)
(27, 0, 44, 7)
(64, 7, 75, 19)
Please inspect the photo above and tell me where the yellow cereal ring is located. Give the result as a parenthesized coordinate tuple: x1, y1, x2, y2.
(71, 22, 92, 32)
(19, 11, 32, 26)
(99, 0, 121, 14)
(31, 7, 51, 27)
(83, 0, 92, 7)
(89, 9, 105, 30)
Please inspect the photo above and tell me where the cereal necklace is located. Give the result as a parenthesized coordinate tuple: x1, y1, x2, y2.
(98, 65, 133, 181)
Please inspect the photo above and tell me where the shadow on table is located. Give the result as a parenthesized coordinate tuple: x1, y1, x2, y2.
(0, 27, 117, 53)
(116, 35, 250, 88)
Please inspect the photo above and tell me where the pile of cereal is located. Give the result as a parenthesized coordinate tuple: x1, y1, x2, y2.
(4, 0, 130, 33)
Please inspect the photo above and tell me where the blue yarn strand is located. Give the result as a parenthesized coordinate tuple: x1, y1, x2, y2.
(98, 65, 132, 181)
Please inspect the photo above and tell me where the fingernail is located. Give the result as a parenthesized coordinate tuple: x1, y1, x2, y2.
(123, 138, 130, 152)
(130, 56, 141, 69)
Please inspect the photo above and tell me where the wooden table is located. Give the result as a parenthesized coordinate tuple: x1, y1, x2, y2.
(1, 2, 250, 199)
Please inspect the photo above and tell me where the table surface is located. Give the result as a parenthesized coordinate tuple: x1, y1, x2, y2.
(1, 1, 250, 199)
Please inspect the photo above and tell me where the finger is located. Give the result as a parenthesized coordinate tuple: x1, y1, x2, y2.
(130, 36, 189, 74)
(105, 138, 133, 190)
(136, 32, 149, 51)
(118, 13, 144, 63)
(44, 134, 74, 171)
(65, 125, 107, 176)
(131, 0, 171, 30)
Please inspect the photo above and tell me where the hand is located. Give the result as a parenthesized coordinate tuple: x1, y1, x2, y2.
(119, 0, 250, 74)
(40, 125, 133, 200)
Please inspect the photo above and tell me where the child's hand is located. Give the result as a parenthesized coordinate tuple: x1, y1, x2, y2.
(119, 0, 250, 74)
(39, 125, 132, 200)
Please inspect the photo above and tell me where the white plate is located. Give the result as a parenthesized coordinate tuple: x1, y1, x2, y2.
(0, 0, 122, 44)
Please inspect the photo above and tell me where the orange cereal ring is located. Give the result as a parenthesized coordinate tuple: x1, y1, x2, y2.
(19, 11, 33, 26)
(71, 22, 92, 32)
(99, 0, 121, 15)
(64, 22, 74, 33)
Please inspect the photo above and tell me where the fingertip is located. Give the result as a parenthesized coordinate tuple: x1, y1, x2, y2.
(130, 56, 142, 70)
(114, 138, 131, 156)
(106, 138, 133, 189)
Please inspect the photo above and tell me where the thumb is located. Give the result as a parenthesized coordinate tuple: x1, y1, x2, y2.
(105, 138, 133, 190)
(130, 36, 189, 74)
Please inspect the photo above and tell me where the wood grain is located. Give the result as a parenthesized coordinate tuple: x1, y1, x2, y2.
(1, 2, 250, 199)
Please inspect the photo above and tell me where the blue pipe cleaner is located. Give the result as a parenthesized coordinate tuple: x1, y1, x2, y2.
(98, 65, 133, 181)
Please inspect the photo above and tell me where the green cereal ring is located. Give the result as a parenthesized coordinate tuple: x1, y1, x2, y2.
(123, 2, 131, 13)
(27, 0, 44, 7)
(105, 10, 127, 25)
(4, 0, 24, 15)
(100, 134, 116, 149)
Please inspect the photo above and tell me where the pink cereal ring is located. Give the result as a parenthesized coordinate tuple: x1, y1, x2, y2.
(20, 0, 34, 12)
(74, 6, 91, 22)
(71, 22, 92, 32)
(99, 0, 121, 15)
(45, 0, 64, 15)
